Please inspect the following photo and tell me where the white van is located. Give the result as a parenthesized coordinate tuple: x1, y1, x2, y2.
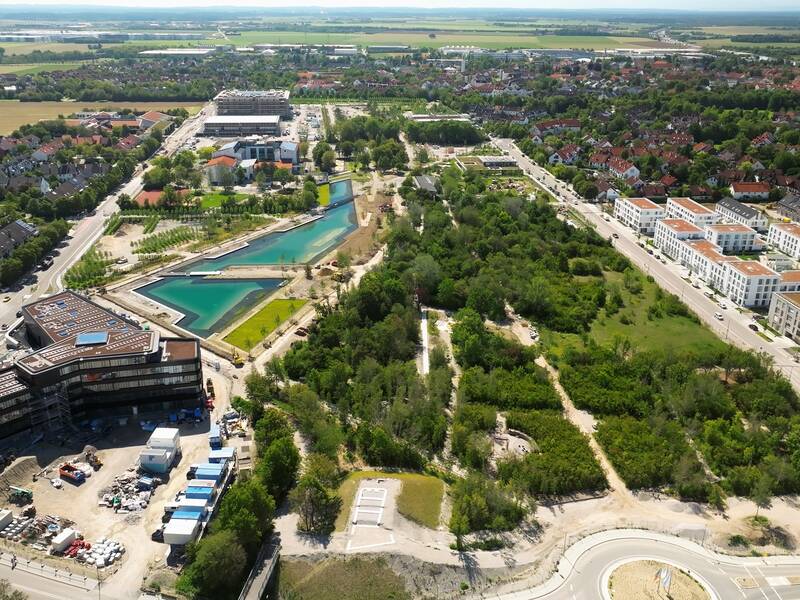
(714, 312, 724, 321)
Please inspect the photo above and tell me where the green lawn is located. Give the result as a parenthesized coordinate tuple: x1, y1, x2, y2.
(278, 557, 410, 600)
(198, 192, 249, 210)
(334, 471, 444, 532)
(223, 298, 307, 351)
(545, 270, 727, 360)
(318, 183, 331, 206)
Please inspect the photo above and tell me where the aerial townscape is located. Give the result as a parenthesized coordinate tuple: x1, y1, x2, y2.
(3, 2, 800, 599)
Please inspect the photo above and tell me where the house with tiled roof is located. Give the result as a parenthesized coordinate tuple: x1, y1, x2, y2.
(730, 181, 770, 201)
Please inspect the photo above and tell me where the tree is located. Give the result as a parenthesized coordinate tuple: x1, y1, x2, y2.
(257, 436, 300, 502)
(254, 408, 293, 452)
(0, 580, 26, 600)
(176, 530, 247, 598)
(321, 150, 337, 173)
(212, 478, 275, 555)
(290, 475, 342, 535)
(751, 474, 773, 518)
(220, 169, 235, 193)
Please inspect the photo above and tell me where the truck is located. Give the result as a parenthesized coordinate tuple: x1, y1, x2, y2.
(59, 463, 86, 485)
(8, 486, 32, 504)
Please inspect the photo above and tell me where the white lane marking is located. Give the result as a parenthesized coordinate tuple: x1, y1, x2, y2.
(766, 577, 791, 587)
(346, 533, 395, 552)
(759, 568, 786, 600)
(745, 566, 772, 600)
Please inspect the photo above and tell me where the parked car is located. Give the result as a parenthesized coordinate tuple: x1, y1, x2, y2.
(714, 312, 724, 321)
(748, 323, 759, 332)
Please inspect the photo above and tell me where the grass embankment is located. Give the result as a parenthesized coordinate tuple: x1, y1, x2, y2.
(334, 471, 444, 532)
(278, 557, 410, 600)
(223, 298, 307, 351)
(546, 270, 726, 359)
(318, 184, 331, 206)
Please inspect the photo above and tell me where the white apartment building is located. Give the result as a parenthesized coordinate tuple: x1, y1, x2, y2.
(715, 197, 768, 231)
(722, 260, 780, 308)
(681, 239, 741, 291)
(654, 219, 705, 260)
(779, 270, 800, 293)
(768, 291, 800, 339)
(665, 197, 719, 227)
(705, 224, 762, 254)
(767, 222, 800, 260)
(613, 197, 664, 235)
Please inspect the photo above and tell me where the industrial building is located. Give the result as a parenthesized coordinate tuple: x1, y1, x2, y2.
(214, 89, 292, 118)
(0, 291, 203, 442)
(201, 116, 281, 137)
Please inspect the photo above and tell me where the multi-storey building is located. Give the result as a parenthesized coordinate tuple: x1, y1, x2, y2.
(201, 116, 281, 137)
(767, 222, 800, 260)
(665, 197, 718, 227)
(705, 224, 762, 254)
(769, 291, 800, 339)
(681, 239, 740, 291)
(613, 197, 664, 235)
(654, 218, 705, 260)
(0, 291, 203, 442)
(721, 261, 780, 308)
(715, 197, 768, 231)
(214, 89, 292, 117)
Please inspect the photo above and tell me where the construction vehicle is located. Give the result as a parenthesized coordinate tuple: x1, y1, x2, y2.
(58, 463, 86, 485)
(206, 378, 215, 399)
(82, 445, 103, 471)
(231, 351, 244, 368)
(8, 486, 32, 505)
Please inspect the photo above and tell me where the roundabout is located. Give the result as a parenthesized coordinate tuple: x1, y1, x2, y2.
(603, 558, 714, 600)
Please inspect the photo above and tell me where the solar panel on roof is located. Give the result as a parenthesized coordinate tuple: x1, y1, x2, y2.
(75, 331, 109, 346)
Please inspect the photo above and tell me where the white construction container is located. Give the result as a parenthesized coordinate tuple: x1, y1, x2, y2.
(163, 518, 200, 546)
(0, 510, 12, 530)
(148, 428, 180, 452)
(51, 528, 76, 552)
(139, 448, 175, 474)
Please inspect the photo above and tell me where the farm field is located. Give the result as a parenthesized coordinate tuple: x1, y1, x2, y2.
(223, 298, 307, 351)
(0, 41, 93, 55)
(0, 62, 85, 75)
(0, 100, 202, 134)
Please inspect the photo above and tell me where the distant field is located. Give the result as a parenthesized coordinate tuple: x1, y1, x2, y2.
(698, 38, 800, 49)
(0, 62, 84, 75)
(698, 26, 799, 35)
(0, 100, 202, 134)
(0, 41, 92, 55)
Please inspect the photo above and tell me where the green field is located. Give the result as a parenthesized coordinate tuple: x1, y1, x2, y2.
(223, 298, 307, 351)
(0, 62, 84, 75)
(318, 183, 331, 206)
(334, 471, 445, 532)
(0, 100, 202, 135)
(0, 41, 93, 55)
(199, 192, 249, 210)
(278, 557, 409, 600)
(545, 270, 727, 360)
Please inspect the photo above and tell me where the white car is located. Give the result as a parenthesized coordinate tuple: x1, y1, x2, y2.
(714, 312, 724, 321)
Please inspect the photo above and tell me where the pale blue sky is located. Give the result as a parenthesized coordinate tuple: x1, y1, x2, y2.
(4, 0, 800, 9)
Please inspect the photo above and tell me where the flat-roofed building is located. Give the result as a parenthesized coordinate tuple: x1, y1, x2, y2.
(202, 116, 281, 137)
(654, 218, 705, 260)
(613, 197, 664, 235)
(722, 260, 780, 308)
(715, 197, 768, 231)
(214, 89, 291, 118)
(665, 197, 718, 227)
(767, 222, 800, 260)
(0, 291, 202, 442)
(681, 239, 741, 291)
(705, 223, 762, 254)
(768, 291, 800, 339)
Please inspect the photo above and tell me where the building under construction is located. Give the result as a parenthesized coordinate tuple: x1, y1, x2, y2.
(0, 291, 203, 442)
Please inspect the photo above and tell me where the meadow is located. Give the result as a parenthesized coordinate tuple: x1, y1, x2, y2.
(0, 62, 84, 75)
(223, 298, 308, 351)
(0, 100, 202, 134)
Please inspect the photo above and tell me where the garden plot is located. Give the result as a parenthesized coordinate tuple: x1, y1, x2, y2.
(345, 478, 399, 552)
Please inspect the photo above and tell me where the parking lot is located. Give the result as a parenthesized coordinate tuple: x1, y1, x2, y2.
(345, 478, 399, 552)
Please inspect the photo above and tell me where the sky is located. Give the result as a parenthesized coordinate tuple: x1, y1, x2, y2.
(3, 0, 800, 10)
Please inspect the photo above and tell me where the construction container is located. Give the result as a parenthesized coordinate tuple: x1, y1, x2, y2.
(185, 487, 214, 501)
(139, 448, 176, 474)
(0, 510, 12, 530)
(208, 424, 221, 450)
(163, 518, 200, 546)
(59, 463, 86, 484)
(148, 428, 181, 453)
(51, 528, 77, 552)
(208, 448, 235, 463)
(171, 508, 205, 520)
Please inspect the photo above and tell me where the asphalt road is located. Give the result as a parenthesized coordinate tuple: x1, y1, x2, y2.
(0, 103, 212, 358)
(494, 137, 800, 393)
(494, 533, 800, 600)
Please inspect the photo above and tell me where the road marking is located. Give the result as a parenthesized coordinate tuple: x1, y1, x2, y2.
(765, 577, 791, 587)
(346, 534, 396, 552)
(759, 568, 787, 600)
(745, 566, 772, 600)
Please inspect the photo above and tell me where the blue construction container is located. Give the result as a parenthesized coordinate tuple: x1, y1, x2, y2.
(208, 424, 221, 450)
(185, 486, 214, 500)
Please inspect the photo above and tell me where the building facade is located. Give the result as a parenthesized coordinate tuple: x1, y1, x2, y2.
(768, 292, 800, 339)
(0, 291, 203, 441)
(202, 116, 281, 137)
(714, 197, 768, 231)
(214, 89, 292, 118)
(613, 197, 664, 235)
(705, 224, 762, 254)
(767, 223, 800, 260)
(654, 218, 705, 260)
(665, 197, 718, 227)
(722, 261, 780, 308)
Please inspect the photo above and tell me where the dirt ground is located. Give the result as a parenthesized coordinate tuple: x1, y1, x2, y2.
(609, 560, 709, 600)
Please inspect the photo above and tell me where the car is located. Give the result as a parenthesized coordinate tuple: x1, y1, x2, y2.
(611, 233, 619, 239)
(1, 324, 7, 331)
(748, 323, 759, 332)
(719, 302, 727, 310)
(2, 296, 9, 303)
(714, 312, 724, 321)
